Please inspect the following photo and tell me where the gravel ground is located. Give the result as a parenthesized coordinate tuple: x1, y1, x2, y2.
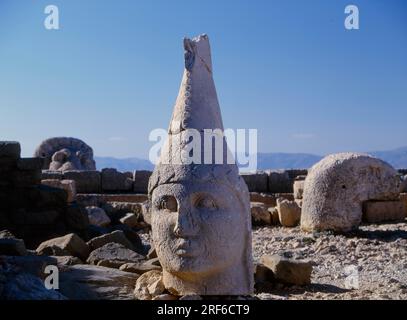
(252, 221, 407, 300)
(137, 220, 407, 300)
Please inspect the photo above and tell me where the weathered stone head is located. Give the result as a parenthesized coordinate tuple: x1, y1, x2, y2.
(34, 137, 96, 171)
(148, 35, 253, 296)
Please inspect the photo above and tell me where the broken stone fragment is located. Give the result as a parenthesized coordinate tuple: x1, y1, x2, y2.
(119, 260, 162, 274)
(41, 179, 77, 203)
(251, 202, 272, 225)
(134, 270, 165, 300)
(260, 254, 312, 286)
(86, 242, 145, 268)
(119, 213, 139, 228)
(58, 264, 139, 300)
(86, 206, 111, 227)
(250, 192, 277, 206)
(254, 263, 275, 284)
(267, 207, 280, 225)
(87, 230, 135, 251)
(36, 233, 90, 261)
(277, 199, 301, 227)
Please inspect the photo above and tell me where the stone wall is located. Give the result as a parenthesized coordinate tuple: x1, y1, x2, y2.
(0, 141, 89, 248)
(38, 168, 407, 195)
(241, 170, 308, 193)
(42, 169, 152, 194)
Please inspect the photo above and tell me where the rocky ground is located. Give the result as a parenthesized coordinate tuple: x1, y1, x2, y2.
(252, 221, 407, 300)
(2, 204, 406, 300)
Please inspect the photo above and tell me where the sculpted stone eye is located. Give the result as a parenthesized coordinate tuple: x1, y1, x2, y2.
(158, 196, 178, 212)
(196, 197, 217, 210)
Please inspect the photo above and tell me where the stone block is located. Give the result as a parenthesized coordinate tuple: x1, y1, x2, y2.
(41, 179, 77, 203)
(86, 206, 111, 227)
(260, 254, 312, 286)
(277, 198, 301, 227)
(63, 170, 101, 193)
(267, 170, 292, 193)
(362, 200, 406, 223)
(240, 172, 268, 193)
(0, 141, 21, 159)
(17, 158, 44, 171)
(36, 233, 90, 261)
(133, 170, 152, 194)
(250, 202, 271, 225)
(101, 168, 133, 192)
(250, 192, 276, 206)
(41, 170, 63, 180)
(87, 230, 135, 251)
(10, 170, 41, 187)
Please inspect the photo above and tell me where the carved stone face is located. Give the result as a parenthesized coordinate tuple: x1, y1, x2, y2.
(49, 148, 94, 171)
(151, 181, 246, 276)
(34, 137, 96, 171)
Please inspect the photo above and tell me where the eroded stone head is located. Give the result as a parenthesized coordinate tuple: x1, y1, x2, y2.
(34, 137, 96, 171)
(148, 35, 253, 296)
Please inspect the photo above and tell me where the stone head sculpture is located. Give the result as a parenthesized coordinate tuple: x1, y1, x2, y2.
(148, 34, 253, 295)
(34, 137, 96, 171)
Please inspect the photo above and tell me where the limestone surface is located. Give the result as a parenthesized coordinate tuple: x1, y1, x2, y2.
(277, 199, 301, 227)
(59, 265, 139, 300)
(36, 233, 90, 261)
(260, 254, 312, 286)
(301, 153, 401, 232)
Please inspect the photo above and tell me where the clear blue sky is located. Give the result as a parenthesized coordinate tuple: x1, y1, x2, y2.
(1, 0, 406, 158)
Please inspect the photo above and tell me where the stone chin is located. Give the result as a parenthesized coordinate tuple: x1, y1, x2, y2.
(158, 246, 235, 276)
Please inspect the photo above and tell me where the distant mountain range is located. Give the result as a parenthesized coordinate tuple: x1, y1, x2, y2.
(95, 146, 407, 171)
(95, 156, 154, 172)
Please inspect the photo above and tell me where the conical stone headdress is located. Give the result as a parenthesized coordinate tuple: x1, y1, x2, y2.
(149, 34, 247, 197)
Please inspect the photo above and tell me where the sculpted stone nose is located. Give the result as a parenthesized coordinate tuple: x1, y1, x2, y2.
(174, 209, 199, 238)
